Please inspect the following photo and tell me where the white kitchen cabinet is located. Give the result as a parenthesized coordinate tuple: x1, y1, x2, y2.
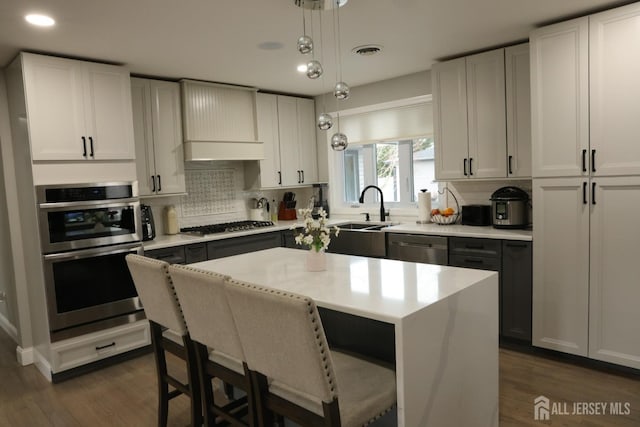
(590, 3, 640, 177)
(21, 52, 135, 161)
(466, 49, 507, 178)
(588, 176, 640, 369)
(532, 178, 590, 357)
(245, 94, 317, 188)
(530, 18, 590, 178)
(254, 93, 282, 188)
(433, 57, 469, 180)
(131, 78, 185, 196)
(505, 43, 532, 178)
(433, 48, 516, 180)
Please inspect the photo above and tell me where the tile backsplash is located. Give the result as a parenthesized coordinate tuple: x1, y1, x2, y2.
(144, 160, 313, 235)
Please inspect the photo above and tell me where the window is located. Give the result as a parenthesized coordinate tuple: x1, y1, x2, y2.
(327, 95, 439, 215)
(341, 137, 439, 208)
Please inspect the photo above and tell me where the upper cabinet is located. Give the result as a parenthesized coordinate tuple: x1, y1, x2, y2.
(245, 93, 318, 189)
(530, 18, 589, 178)
(531, 4, 640, 178)
(131, 78, 185, 196)
(21, 53, 135, 161)
(433, 46, 529, 180)
(180, 80, 263, 161)
(505, 43, 532, 178)
(589, 4, 640, 176)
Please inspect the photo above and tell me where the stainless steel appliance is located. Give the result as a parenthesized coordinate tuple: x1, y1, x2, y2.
(36, 182, 144, 341)
(490, 186, 529, 229)
(387, 234, 448, 265)
(180, 220, 274, 236)
(140, 204, 155, 241)
(461, 204, 492, 226)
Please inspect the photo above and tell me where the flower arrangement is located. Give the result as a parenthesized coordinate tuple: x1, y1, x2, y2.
(293, 207, 339, 252)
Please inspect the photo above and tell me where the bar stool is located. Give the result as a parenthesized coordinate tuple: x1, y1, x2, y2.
(169, 264, 255, 427)
(224, 279, 397, 427)
(125, 254, 201, 427)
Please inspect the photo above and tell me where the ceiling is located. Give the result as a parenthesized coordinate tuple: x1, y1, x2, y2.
(0, 0, 632, 96)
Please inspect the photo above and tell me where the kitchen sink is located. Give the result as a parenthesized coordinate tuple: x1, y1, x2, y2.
(328, 222, 395, 258)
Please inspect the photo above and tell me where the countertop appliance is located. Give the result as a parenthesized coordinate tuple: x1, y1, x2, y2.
(311, 183, 329, 219)
(461, 204, 491, 226)
(490, 186, 529, 229)
(36, 181, 144, 341)
(180, 220, 274, 236)
(141, 204, 155, 241)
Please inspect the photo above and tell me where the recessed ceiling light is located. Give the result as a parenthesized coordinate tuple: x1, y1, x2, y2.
(25, 14, 55, 27)
(297, 64, 308, 73)
(258, 41, 284, 50)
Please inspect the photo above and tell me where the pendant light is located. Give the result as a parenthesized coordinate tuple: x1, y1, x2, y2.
(294, 0, 349, 150)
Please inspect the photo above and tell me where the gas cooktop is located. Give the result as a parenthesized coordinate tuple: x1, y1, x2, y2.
(180, 220, 274, 236)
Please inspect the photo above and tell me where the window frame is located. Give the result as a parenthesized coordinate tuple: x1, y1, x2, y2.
(326, 95, 439, 218)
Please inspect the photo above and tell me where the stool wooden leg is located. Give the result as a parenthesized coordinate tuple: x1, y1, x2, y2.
(151, 322, 169, 427)
(185, 337, 203, 427)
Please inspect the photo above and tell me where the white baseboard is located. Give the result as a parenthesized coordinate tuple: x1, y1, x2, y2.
(33, 349, 52, 382)
(0, 311, 17, 342)
(16, 345, 33, 366)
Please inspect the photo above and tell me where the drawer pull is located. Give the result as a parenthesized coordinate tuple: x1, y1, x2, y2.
(505, 242, 527, 248)
(465, 258, 484, 264)
(465, 244, 484, 250)
(95, 342, 116, 351)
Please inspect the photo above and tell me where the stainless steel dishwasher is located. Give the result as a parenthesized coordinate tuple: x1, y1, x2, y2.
(387, 233, 448, 265)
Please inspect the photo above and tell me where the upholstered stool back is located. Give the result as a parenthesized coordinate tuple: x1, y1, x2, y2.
(224, 279, 338, 405)
(125, 254, 186, 335)
(168, 264, 243, 360)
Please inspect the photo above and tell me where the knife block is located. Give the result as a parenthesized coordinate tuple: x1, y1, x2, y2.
(277, 201, 297, 221)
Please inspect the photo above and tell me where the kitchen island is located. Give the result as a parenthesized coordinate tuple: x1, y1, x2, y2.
(190, 247, 499, 427)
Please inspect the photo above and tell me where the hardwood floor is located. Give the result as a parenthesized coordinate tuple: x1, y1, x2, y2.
(1, 329, 639, 426)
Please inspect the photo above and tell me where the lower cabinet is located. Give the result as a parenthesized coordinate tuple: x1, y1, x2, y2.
(207, 232, 282, 260)
(501, 241, 532, 341)
(50, 320, 150, 375)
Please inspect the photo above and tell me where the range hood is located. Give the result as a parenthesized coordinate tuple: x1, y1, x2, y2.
(181, 79, 264, 161)
(184, 140, 264, 161)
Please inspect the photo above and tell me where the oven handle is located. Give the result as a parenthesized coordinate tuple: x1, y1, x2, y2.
(39, 198, 140, 210)
(43, 243, 143, 261)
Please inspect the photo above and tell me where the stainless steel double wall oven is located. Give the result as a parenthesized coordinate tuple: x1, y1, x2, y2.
(37, 182, 144, 341)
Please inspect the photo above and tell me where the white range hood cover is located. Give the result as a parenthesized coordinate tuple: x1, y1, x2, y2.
(184, 141, 264, 161)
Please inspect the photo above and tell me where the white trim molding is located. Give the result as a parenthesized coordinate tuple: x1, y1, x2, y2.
(33, 348, 52, 382)
(0, 311, 17, 341)
(16, 346, 34, 366)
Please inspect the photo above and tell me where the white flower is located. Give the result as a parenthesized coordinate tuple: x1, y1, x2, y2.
(303, 235, 314, 245)
(295, 235, 303, 244)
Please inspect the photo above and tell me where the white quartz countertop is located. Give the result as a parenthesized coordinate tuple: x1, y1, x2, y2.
(189, 247, 497, 324)
(143, 218, 531, 251)
(384, 222, 532, 241)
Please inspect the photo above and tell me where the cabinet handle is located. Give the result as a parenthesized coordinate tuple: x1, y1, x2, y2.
(464, 258, 484, 264)
(278, 171, 282, 185)
(582, 149, 587, 172)
(465, 244, 484, 250)
(297, 170, 302, 183)
(508, 155, 513, 175)
(469, 158, 473, 176)
(151, 175, 156, 192)
(301, 170, 305, 183)
(582, 182, 587, 204)
(463, 159, 468, 176)
(505, 242, 527, 248)
(592, 182, 596, 205)
(591, 149, 596, 173)
(89, 137, 94, 157)
(157, 175, 162, 192)
(82, 137, 87, 157)
(95, 342, 116, 351)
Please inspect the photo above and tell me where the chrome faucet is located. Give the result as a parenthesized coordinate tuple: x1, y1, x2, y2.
(359, 185, 386, 222)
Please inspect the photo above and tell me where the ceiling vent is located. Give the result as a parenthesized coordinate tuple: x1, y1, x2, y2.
(352, 45, 383, 56)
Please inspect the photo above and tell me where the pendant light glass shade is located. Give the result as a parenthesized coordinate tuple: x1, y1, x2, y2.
(333, 81, 350, 100)
(330, 132, 348, 150)
(306, 60, 323, 79)
(317, 113, 333, 130)
(297, 35, 314, 54)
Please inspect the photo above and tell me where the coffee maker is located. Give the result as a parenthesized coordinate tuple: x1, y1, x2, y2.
(311, 183, 329, 219)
